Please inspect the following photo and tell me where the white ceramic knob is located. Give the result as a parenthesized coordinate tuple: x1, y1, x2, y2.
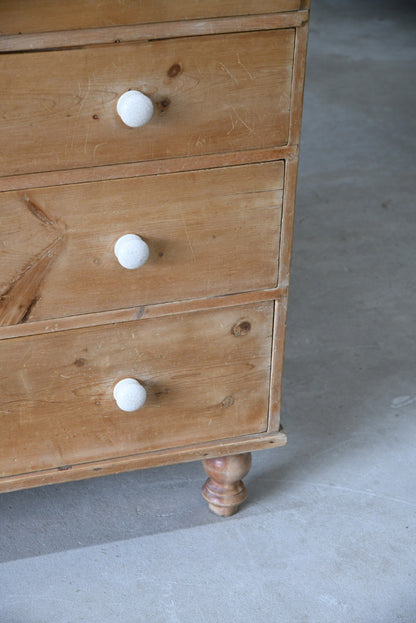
(113, 378, 147, 412)
(117, 90, 154, 127)
(114, 234, 149, 270)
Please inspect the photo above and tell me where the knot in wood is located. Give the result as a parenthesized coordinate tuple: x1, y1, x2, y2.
(231, 320, 251, 337)
(167, 63, 182, 78)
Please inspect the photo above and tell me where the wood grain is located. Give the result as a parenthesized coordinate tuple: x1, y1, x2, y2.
(0, 1, 311, 500)
(278, 157, 299, 287)
(0, 431, 287, 494)
(0, 12, 309, 53)
(202, 452, 252, 516)
(0, 302, 273, 478)
(0, 162, 283, 325)
(0, 29, 294, 177)
(268, 297, 288, 432)
(288, 20, 310, 146)
(0, 0, 301, 36)
(0, 145, 296, 193)
(0, 287, 286, 342)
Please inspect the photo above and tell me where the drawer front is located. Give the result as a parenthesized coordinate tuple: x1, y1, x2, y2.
(0, 302, 273, 477)
(0, 162, 283, 326)
(1, 1, 301, 35)
(0, 30, 294, 177)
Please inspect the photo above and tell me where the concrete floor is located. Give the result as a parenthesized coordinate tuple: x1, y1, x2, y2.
(1, 1, 415, 621)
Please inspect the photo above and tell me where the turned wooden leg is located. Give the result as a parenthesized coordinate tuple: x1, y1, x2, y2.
(201, 452, 252, 517)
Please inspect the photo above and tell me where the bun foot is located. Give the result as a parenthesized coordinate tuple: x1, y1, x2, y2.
(201, 452, 252, 516)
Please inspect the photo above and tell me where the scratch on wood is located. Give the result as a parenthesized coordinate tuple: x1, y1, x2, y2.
(236, 53, 254, 80)
(92, 142, 105, 160)
(231, 106, 253, 133)
(227, 111, 236, 136)
(69, 76, 92, 154)
(179, 207, 196, 263)
(83, 124, 90, 155)
(227, 107, 253, 136)
(218, 62, 239, 86)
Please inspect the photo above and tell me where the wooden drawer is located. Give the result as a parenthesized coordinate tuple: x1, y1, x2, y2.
(0, 1, 301, 35)
(0, 0, 310, 512)
(0, 302, 273, 477)
(0, 162, 283, 326)
(0, 29, 295, 177)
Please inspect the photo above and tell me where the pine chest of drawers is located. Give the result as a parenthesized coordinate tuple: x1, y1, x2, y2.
(0, 1, 310, 516)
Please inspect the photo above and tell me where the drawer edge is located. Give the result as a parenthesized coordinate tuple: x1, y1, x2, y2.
(0, 146, 297, 193)
(0, 287, 288, 341)
(0, 12, 309, 53)
(0, 431, 287, 494)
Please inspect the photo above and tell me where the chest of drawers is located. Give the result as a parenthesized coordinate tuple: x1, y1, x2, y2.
(0, 1, 310, 516)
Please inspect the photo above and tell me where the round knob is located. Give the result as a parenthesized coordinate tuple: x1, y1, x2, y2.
(117, 90, 154, 128)
(114, 234, 149, 270)
(113, 378, 147, 412)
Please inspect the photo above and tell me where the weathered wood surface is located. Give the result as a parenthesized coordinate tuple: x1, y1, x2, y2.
(0, 431, 287, 494)
(0, 145, 295, 193)
(0, 287, 286, 342)
(268, 298, 288, 432)
(0, 13, 308, 53)
(0, 302, 273, 478)
(0, 0, 301, 36)
(0, 30, 294, 177)
(288, 20, 310, 147)
(0, 1, 310, 502)
(0, 162, 283, 326)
